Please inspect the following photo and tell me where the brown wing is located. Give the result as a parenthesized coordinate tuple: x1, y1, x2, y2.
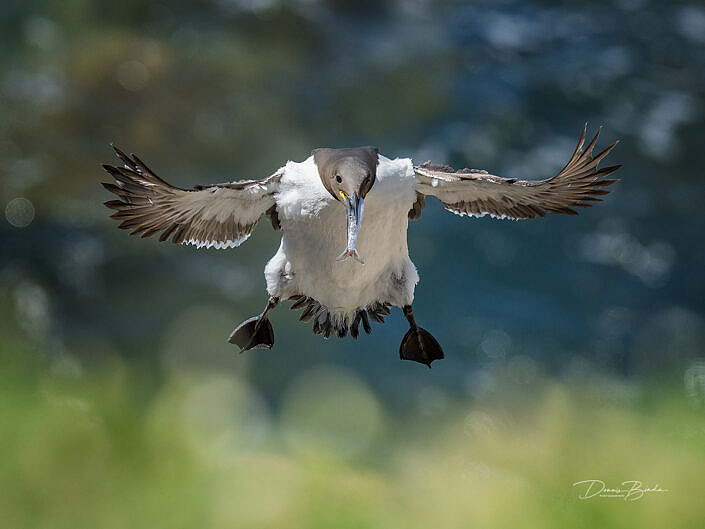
(102, 146, 282, 249)
(414, 125, 620, 220)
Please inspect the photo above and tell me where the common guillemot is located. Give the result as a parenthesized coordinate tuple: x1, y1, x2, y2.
(102, 125, 619, 367)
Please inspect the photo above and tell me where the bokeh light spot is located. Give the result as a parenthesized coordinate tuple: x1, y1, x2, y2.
(180, 374, 270, 462)
(116, 60, 149, 91)
(480, 329, 511, 360)
(280, 366, 383, 459)
(5, 197, 35, 227)
(13, 281, 50, 338)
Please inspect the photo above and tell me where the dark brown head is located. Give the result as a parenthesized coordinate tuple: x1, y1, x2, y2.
(312, 146, 379, 264)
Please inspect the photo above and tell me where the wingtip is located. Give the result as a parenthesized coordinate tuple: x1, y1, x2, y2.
(110, 144, 140, 171)
(101, 163, 123, 178)
(103, 199, 125, 209)
(110, 143, 125, 158)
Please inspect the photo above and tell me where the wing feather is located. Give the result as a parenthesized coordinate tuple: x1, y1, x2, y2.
(102, 146, 282, 248)
(414, 125, 620, 220)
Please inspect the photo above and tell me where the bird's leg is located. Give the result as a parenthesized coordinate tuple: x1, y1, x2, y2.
(252, 296, 279, 334)
(399, 305, 444, 368)
(402, 305, 417, 328)
(228, 296, 279, 352)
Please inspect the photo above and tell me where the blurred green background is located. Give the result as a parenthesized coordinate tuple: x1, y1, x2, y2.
(1, 1, 704, 527)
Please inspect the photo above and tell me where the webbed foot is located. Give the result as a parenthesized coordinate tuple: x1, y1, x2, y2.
(228, 297, 278, 352)
(399, 304, 444, 367)
(228, 316, 275, 351)
(399, 327, 444, 367)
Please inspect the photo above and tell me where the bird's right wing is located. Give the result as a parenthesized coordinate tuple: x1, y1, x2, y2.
(102, 147, 282, 249)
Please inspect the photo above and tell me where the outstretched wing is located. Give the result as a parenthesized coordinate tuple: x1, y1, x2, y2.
(414, 125, 620, 220)
(102, 147, 282, 249)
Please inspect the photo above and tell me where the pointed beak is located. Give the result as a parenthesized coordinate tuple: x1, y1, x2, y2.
(336, 192, 365, 264)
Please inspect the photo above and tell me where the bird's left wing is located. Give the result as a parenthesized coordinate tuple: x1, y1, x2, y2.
(102, 147, 282, 249)
(414, 125, 620, 220)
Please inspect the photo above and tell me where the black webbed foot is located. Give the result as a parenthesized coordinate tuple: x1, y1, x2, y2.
(228, 316, 275, 351)
(228, 297, 278, 352)
(399, 327, 444, 368)
(399, 304, 444, 367)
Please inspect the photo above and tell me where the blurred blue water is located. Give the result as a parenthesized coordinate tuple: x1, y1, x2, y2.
(1, 0, 704, 408)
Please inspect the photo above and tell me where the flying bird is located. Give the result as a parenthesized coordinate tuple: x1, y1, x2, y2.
(102, 125, 619, 367)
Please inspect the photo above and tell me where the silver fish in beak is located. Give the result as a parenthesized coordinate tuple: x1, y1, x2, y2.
(336, 192, 365, 264)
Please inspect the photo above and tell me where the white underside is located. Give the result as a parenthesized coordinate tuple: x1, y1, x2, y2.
(265, 155, 419, 324)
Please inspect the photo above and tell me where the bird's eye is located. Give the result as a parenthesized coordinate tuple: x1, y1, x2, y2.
(335, 175, 342, 183)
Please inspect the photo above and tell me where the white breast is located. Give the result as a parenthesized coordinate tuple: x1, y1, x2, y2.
(265, 155, 419, 316)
